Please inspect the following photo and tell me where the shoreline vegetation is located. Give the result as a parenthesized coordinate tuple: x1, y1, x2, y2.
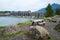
(2, 31, 29, 37)
(0, 26, 6, 29)
(0, 20, 32, 29)
(17, 20, 32, 25)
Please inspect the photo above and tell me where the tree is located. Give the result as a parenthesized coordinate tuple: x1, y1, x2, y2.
(55, 8, 60, 15)
(45, 4, 54, 17)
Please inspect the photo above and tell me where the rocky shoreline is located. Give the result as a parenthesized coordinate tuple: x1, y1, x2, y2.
(0, 16, 60, 40)
(0, 21, 32, 40)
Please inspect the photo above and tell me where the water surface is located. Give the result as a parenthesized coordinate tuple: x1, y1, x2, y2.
(0, 16, 34, 26)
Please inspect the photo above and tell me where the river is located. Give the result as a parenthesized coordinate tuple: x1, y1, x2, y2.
(0, 16, 35, 26)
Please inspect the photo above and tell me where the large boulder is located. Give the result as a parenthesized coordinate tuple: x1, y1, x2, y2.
(29, 26, 49, 40)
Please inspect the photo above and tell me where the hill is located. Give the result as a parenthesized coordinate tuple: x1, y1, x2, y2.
(38, 3, 60, 13)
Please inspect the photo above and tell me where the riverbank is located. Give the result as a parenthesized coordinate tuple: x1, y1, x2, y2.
(0, 19, 54, 40)
(0, 20, 32, 40)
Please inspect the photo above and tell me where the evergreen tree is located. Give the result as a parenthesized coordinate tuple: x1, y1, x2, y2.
(55, 8, 60, 15)
(45, 4, 54, 17)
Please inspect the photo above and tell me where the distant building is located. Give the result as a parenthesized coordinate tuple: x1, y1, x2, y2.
(5, 13, 10, 15)
(10, 11, 45, 18)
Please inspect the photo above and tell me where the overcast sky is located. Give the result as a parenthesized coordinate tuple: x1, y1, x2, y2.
(0, 0, 60, 11)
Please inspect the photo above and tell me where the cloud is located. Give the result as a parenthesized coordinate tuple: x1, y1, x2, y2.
(0, 0, 60, 11)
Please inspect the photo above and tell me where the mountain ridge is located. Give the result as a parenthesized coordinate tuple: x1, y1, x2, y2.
(38, 3, 60, 13)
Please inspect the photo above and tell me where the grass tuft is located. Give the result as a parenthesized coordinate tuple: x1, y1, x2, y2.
(0, 26, 6, 29)
(17, 20, 32, 25)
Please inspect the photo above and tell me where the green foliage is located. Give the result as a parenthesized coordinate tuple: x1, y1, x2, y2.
(2, 31, 28, 37)
(55, 8, 60, 15)
(45, 4, 54, 17)
(7, 31, 28, 37)
(0, 38, 6, 40)
(0, 26, 6, 29)
(17, 20, 32, 25)
(0, 11, 10, 13)
(48, 35, 54, 40)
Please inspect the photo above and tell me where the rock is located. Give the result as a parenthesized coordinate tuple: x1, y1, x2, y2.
(29, 26, 49, 40)
(4, 25, 21, 34)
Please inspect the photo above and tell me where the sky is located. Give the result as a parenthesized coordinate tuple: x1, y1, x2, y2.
(0, 0, 60, 12)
